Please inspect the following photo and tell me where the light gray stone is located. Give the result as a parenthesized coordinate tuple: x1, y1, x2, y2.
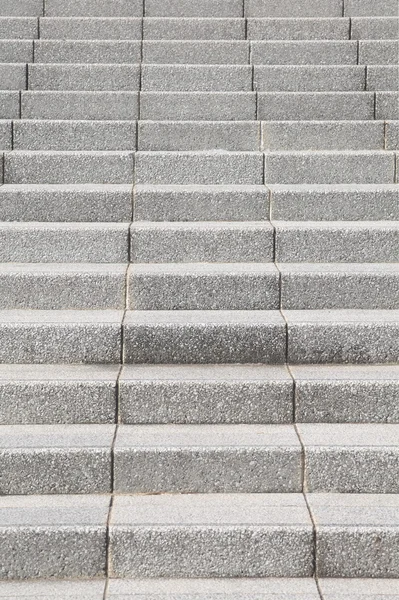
(114, 424, 302, 493)
(123, 310, 286, 364)
(119, 364, 293, 424)
(359, 40, 399, 64)
(21, 91, 139, 120)
(14, 120, 137, 151)
(0, 120, 11, 150)
(0, 0, 43, 16)
(386, 120, 399, 150)
(265, 151, 395, 184)
(367, 66, 399, 91)
(140, 92, 256, 120)
(0, 424, 114, 494)
(319, 578, 399, 599)
(299, 423, 399, 493)
(285, 309, 399, 364)
(138, 121, 260, 152)
(279, 263, 399, 309)
(292, 364, 399, 423)
(0, 222, 129, 262)
(262, 121, 384, 151)
(0, 40, 33, 63)
(40, 17, 143, 39)
(246, 0, 342, 17)
(28, 64, 141, 91)
(142, 65, 252, 92)
(0, 91, 20, 119)
(109, 494, 313, 577)
(307, 493, 399, 577)
(143, 17, 245, 40)
(275, 221, 399, 262)
(344, 0, 399, 16)
(0, 364, 119, 424)
(0, 184, 133, 222)
(270, 184, 399, 221)
(133, 184, 269, 221)
(143, 41, 249, 64)
(130, 221, 274, 262)
(45, 0, 143, 17)
(0, 17, 38, 39)
(0, 64, 27, 90)
(128, 263, 279, 310)
(258, 92, 374, 120)
(135, 151, 263, 185)
(4, 151, 135, 184)
(0, 495, 109, 579)
(376, 92, 399, 119)
(0, 263, 127, 309)
(144, 0, 243, 17)
(247, 17, 350, 40)
(351, 17, 399, 39)
(251, 41, 357, 64)
(0, 580, 105, 599)
(34, 40, 141, 64)
(0, 310, 123, 364)
(254, 65, 365, 92)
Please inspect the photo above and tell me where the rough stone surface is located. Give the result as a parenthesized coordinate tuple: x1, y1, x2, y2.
(359, 40, 399, 64)
(28, 64, 141, 92)
(0, 91, 20, 119)
(44, 0, 143, 17)
(143, 40, 249, 64)
(144, 0, 243, 18)
(40, 17, 143, 40)
(351, 17, 399, 39)
(376, 92, 399, 119)
(386, 121, 399, 150)
(143, 17, 245, 40)
(251, 41, 357, 64)
(0, 17, 38, 38)
(258, 92, 374, 120)
(0, 40, 33, 63)
(344, 0, 399, 16)
(0, 64, 27, 90)
(319, 578, 399, 599)
(246, 0, 342, 17)
(34, 40, 142, 64)
(367, 66, 399, 91)
(247, 17, 350, 40)
(142, 65, 252, 92)
(0, 0, 43, 16)
(0, 580, 105, 599)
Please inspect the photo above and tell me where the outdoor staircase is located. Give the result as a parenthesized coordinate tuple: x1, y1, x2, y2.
(0, 0, 398, 597)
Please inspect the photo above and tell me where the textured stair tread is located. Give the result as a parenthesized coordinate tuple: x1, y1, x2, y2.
(0, 423, 115, 449)
(279, 262, 399, 275)
(144, 0, 243, 18)
(28, 63, 141, 92)
(141, 64, 253, 92)
(251, 40, 357, 64)
(285, 309, 399, 324)
(43, 0, 143, 18)
(318, 578, 399, 599)
(142, 40, 250, 64)
(254, 65, 365, 92)
(0, 579, 105, 599)
(131, 262, 278, 275)
(247, 17, 350, 40)
(351, 17, 399, 40)
(306, 492, 399, 524)
(125, 309, 284, 326)
(245, 0, 342, 18)
(0, 363, 120, 382)
(0, 309, 123, 324)
(34, 40, 142, 64)
(298, 423, 399, 446)
(143, 17, 246, 40)
(274, 220, 399, 231)
(39, 17, 143, 40)
(0, 17, 38, 39)
(120, 363, 291, 382)
(0, 39, 33, 63)
(359, 40, 399, 64)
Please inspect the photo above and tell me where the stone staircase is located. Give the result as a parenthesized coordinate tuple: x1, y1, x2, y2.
(0, 0, 398, 597)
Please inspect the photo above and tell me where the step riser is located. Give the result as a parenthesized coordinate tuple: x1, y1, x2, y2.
(28, 65, 141, 92)
(34, 41, 141, 64)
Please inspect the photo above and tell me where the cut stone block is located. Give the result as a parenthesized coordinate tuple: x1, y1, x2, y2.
(375, 92, 399, 119)
(109, 494, 313, 577)
(39, 17, 143, 39)
(255, 65, 365, 92)
(0, 120, 12, 150)
(144, 0, 243, 17)
(359, 40, 399, 64)
(367, 66, 399, 91)
(0, 580, 105, 599)
(114, 424, 302, 493)
(0, 17, 38, 39)
(123, 310, 286, 364)
(143, 40, 249, 64)
(386, 120, 399, 150)
(0, 364, 119, 424)
(0, 495, 109, 579)
(0, 424, 114, 494)
(0, 40, 33, 63)
(344, 0, 399, 16)
(44, 0, 143, 17)
(143, 17, 245, 40)
(142, 65, 252, 92)
(251, 40, 357, 64)
(118, 364, 294, 424)
(28, 64, 141, 91)
(247, 17, 350, 40)
(0, 0, 43, 16)
(246, 0, 343, 17)
(258, 92, 374, 120)
(0, 64, 27, 90)
(0, 91, 20, 119)
(351, 17, 399, 39)
(34, 40, 142, 64)
(319, 578, 399, 599)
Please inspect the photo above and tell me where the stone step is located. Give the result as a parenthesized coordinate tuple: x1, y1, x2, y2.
(140, 92, 256, 120)
(141, 65, 252, 92)
(0, 184, 133, 222)
(39, 17, 143, 40)
(0, 364, 119, 424)
(343, 0, 399, 17)
(0, 63, 26, 90)
(0, 263, 127, 309)
(0, 222, 129, 262)
(28, 64, 141, 91)
(274, 221, 399, 262)
(258, 92, 375, 120)
(0, 119, 11, 149)
(254, 65, 366, 91)
(128, 263, 279, 310)
(143, 40, 249, 64)
(0, 0, 43, 17)
(319, 579, 399, 599)
(144, 0, 243, 18)
(130, 221, 274, 262)
(21, 91, 139, 120)
(0, 39, 33, 62)
(135, 151, 263, 185)
(143, 17, 246, 39)
(34, 40, 142, 64)
(133, 184, 269, 221)
(265, 151, 396, 184)
(247, 17, 350, 40)
(0, 91, 19, 118)
(44, 0, 143, 17)
(0, 310, 123, 363)
(123, 310, 286, 363)
(14, 120, 137, 151)
(269, 184, 399, 221)
(367, 65, 399, 91)
(251, 40, 357, 64)
(285, 309, 399, 364)
(4, 151, 135, 184)
(245, 0, 342, 18)
(376, 91, 399, 119)
(351, 17, 399, 39)
(359, 40, 399, 64)
(0, 17, 38, 39)
(279, 263, 399, 309)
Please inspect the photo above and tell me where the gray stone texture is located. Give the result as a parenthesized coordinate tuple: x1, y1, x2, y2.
(40, 17, 143, 39)
(292, 364, 399, 423)
(247, 17, 350, 40)
(285, 309, 399, 364)
(114, 424, 302, 493)
(142, 65, 252, 92)
(246, 0, 343, 17)
(44, 0, 144, 17)
(144, 0, 243, 17)
(350, 17, 399, 39)
(386, 120, 399, 150)
(344, 0, 399, 16)
(0, 0, 43, 16)
(130, 221, 274, 262)
(0, 495, 109, 579)
(376, 92, 399, 119)
(143, 17, 246, 39)
(308, 493, 399, 578)
(0, 580, 105, 599)
(34, 40, 142, 64)
(0, 91, 20, 119)
(0, 184, 132, 222)
(123, 310, 286, 364)
(0, 310, 123, 364)
(128, 263, 279, 310)
(0, 222, 129, 262)
(0, 17, 38, 38)
(135, 152, 263, 185)
(109, 494, 313, 577)
(367, 66, 399, 91)
(21, 91, 139, 120)
(133, 184, 269, 221)
(143, 41, 249, 64)
(28, 64, 141, 92)
(0, 120, 12, 151)
(251, 41, 357, 64)
(319, 578, 399, 599)
(0, 64, 27, 90)
(0, 424, 114, 494)
(118, 364, 294, 424)
(0, 40, 33, 63)
(4, 151, 135, 184)
(140, 92, 256, 121)
(359, 40, 399, 64)
(254, 65, 365, 92)
(0, 364, 119, 424)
